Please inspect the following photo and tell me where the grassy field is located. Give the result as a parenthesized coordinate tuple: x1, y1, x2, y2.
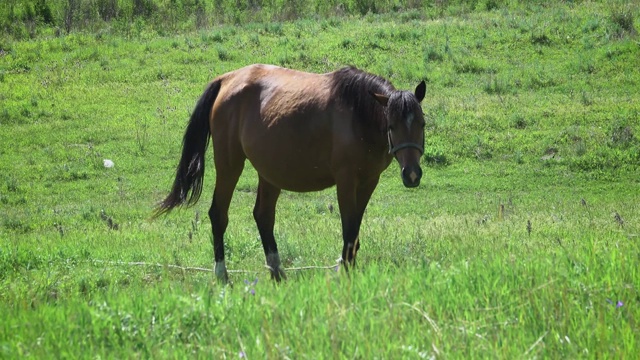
(1, 1, 639, 358)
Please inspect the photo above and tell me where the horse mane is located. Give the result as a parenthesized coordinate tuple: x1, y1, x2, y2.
(330, 66, 395, 132)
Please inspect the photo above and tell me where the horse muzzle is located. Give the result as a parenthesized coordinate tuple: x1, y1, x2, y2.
(401, 166, 422, 188)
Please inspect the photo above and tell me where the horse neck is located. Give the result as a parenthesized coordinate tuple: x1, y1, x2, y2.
(352, 107, 391, 157)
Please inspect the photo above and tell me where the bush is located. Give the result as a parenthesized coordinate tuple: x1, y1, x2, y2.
(0, 0, 449, 35)
(97, 0, 118, 21)
(35, 0, 54, 24)
(609, 121, 636, 149)
(610, 3, 637, 37)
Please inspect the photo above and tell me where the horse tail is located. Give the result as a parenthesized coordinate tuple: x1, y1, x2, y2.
(154, 79, 222, 217)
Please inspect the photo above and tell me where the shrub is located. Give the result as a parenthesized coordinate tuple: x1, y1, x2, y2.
(35, 0, 54, 25)
(609, 122, 636, 148)
(610, 3, 637, 37)
(96, 0, 119, 21)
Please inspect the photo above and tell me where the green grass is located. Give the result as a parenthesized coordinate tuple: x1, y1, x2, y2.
(1, 1, 639, 358)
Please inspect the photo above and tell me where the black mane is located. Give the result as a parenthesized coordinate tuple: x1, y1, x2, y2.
(330, 66, 395, 132)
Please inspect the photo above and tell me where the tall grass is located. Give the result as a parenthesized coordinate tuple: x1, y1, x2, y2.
(1, 0, 426, 37)
(6, 0, 635, 39)
(1, 0, 639, 357)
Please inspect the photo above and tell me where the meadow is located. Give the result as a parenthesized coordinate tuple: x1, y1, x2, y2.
(1, 0, 639, 358)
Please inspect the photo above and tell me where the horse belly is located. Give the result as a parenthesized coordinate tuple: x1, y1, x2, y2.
(242, 121, 336, 192)
(251, 158, 336, 192)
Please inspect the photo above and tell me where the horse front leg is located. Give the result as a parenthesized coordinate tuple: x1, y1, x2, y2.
(336, 176, 380, 270)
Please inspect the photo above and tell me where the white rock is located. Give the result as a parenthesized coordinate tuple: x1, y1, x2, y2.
(103, 159, 114, 168)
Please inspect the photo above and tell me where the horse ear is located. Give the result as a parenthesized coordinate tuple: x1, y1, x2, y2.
(414, 81, 426, 102)
(370, 92, 389, 106)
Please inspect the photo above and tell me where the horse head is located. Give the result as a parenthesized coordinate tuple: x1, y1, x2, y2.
(372, 81, 426, 188)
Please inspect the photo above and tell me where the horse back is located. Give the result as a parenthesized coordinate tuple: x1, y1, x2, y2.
(209, 64, 387, 192)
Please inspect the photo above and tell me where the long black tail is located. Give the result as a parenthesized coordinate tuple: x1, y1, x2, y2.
(154, 79, 222, 217)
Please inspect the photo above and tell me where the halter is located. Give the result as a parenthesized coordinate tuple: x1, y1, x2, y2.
(387, 129, 424, 155)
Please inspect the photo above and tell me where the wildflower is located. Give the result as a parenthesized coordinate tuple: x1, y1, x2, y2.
(606, 299, 624, 308)
(244, 278, 258, 296)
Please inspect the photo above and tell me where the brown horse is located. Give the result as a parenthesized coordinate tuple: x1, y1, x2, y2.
(155, 64, 426, 282)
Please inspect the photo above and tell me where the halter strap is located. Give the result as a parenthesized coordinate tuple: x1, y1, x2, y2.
(387, 130, 424, 155)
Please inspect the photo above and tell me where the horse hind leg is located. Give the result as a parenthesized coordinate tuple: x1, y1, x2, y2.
(209, 160, 245, 284)
(253, 176, 285, 281)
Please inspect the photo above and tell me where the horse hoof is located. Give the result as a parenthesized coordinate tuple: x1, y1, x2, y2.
(215, 261, 229, 284)
(217, 273, 230, 284)
(266, 253, 286, 282)
(338, 257, 356, 274)
(270, 266, 287, 282)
